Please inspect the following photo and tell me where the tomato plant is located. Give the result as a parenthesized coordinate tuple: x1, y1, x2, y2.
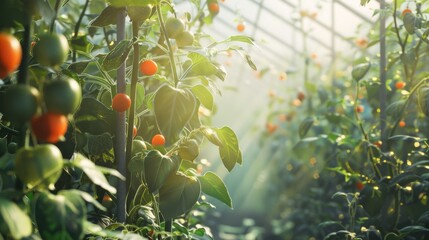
(0, 33, 22, 79)
(0, 0, 254, 238)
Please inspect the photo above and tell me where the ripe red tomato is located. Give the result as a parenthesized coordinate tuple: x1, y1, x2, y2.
(356, 181, 365, 191)
(112, 93, 131, 112)
(0, 33, 22, 79)
(356, 105, 364, 113)
(140, 59, 158, 76)
(31, 112, 68, 143)
(151, 134, 166, 146)
(395, 81, 405, 90)
(399, 120, 406, 128)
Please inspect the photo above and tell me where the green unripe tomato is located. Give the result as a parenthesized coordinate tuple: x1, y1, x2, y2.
(7, 142, 17, 154)
(127, 5, 152, 22)
(0, 85, 40, 123)
(14, 144, 63, 190)
(165, 17, 185, 39)
(132, 139, 147, 156)
(43, 77, 82, 114)
(178, 139, 199, 161)
(176, 31, 194, 47)
(33, 33, 69, 66)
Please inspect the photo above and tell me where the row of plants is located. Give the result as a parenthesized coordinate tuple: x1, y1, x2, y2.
(254, 0, 429, 239)
(0, 0, 256, 239)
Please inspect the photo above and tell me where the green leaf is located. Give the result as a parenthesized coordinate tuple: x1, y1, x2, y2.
(0, 197, 32, 239)
(71, 153, 124, 194)
(223, 35, 255, 45)
(35, 191, 86, 240)
(144, 150, 178, 193)
(418, 87, 429, 117)
(84, 132, 113, 155)
(360, 0, 370, 6)
(298, 117, 315, 139)
(89, 5, 123, 27)
(185, 52, 219, 77)
(386, 100, 406, 119)
(68, 59, 93, 74)
(233, 50, 257, 71)
(84, 221, 146, 239)
(75, 97, 116, 135)
(66, 189, 106, 211)
(198, 171, 232, 208)
(351, 62, 371, 82)
(384, 232, 400, 240)
(71, 35, 92, 53)
(399, 225, 429, 234)
(102, 39, 132, 71)
(214, 127, 242, 171)
(191, 85, 214, 110)
(159, 173, 201, 220)
(154, 85, 197, 145)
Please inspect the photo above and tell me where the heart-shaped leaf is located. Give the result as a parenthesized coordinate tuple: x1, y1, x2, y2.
(198, 171, 232, 208)
(144, 150, 178, 193)
(154, 85, 196, 145)
(159, 173, 201, 220)
(89, 5, 123, 27)
(35, 191, 86, 240)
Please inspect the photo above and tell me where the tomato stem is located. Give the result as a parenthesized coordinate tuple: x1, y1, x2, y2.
(72, 0, 90, 63)
(50, 0, 62, 33)
(156, 4, 180, 87)
(124, 19, 141, 219)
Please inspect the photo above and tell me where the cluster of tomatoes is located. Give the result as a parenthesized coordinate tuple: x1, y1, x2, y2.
(0, 31, 82, 190)
(0, 32, 82, 144)
(164, 17, 194, 48)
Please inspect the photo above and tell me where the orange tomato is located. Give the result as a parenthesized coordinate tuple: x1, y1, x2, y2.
(151, 134, 166, 146)
(395, 81, 406, 89)
(0, 33, 22, 78)
(236, 22, 245, 32)
(140, 59, 158, 76)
